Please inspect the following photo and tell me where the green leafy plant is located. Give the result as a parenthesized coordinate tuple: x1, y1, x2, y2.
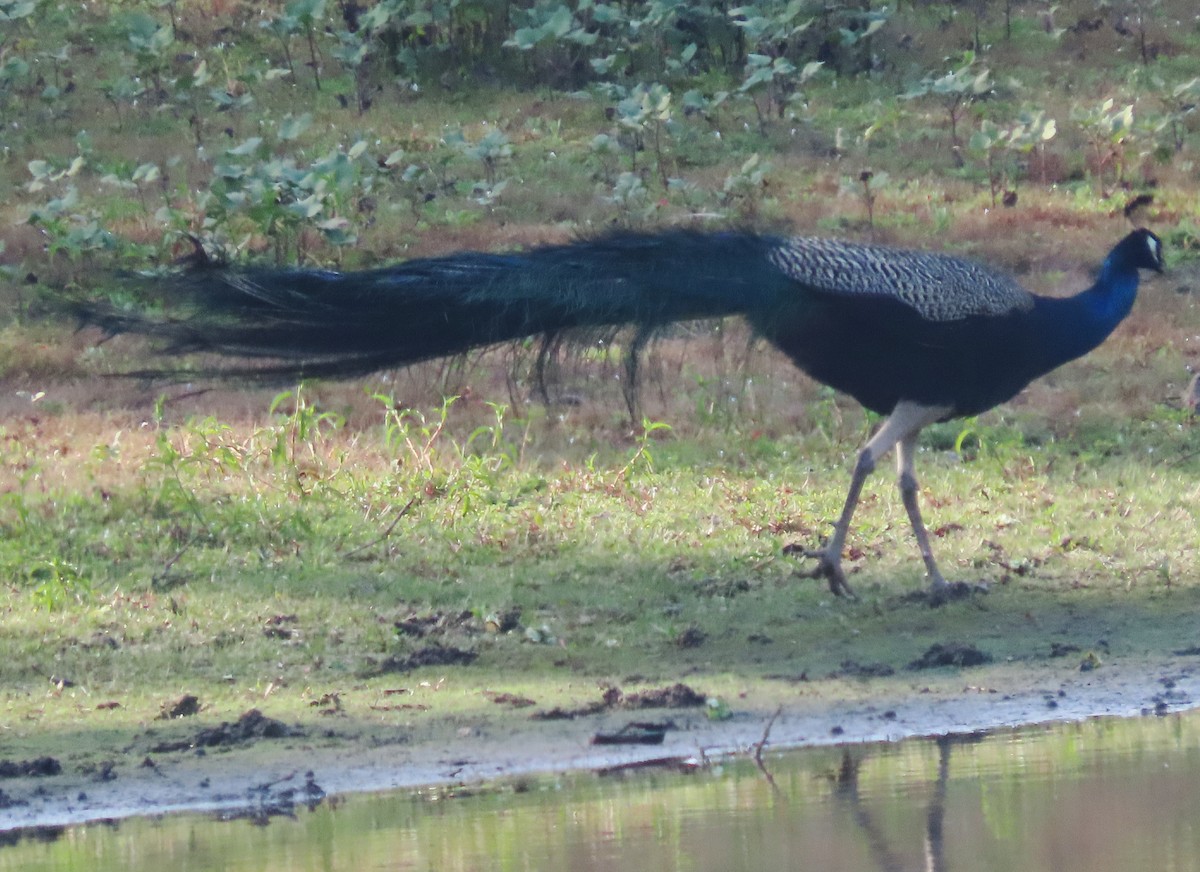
(99, 161, 165, 216)
(380, 153, 441, 224)
(35, 42, 71, 116)
(1073, 98, 1136, 195)
(98, 74, 147, 129)
(614, 82, 674, 189)
(903, 51, 992, 162)
(588, 132, 622, 185)
(1152, 77, 1200, 158)
(25, 148, 121, 268)
(606, 170, 654, 226)
(120, 10, 175, 101)
(375, 392, 457, 476)
(269, 387, 347, 497)
(0, 0, 38, 111)
(262, 0, 327, 90)
(27, 558, 91, 611)
(206, 130, 375, 262)
(727, 2, 827, 132)
(619, 418, 672, 480)
(967, 110, 1056, 207)
(721, 153, 772, 219)
(1004, 109, 1057, 187)
(457, 128, 513, 201)
(504, 2, 599, 85)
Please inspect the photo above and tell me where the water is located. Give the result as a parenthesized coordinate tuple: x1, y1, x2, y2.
(2, 711, 1199, 871)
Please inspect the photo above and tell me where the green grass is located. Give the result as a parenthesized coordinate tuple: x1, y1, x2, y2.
(2, 372, 1199, 757)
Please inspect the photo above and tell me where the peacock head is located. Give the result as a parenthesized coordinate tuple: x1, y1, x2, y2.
(1113, 228, 1165, 274)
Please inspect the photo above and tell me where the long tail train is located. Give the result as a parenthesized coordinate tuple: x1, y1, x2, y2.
(82, 231, 789, 382)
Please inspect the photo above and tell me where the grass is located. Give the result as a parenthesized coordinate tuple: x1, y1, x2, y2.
(1, 345, 1199, 759)
(1, 0, 1200, 776)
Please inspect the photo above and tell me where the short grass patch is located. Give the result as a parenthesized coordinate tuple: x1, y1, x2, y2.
(2, 372, 1199, 761)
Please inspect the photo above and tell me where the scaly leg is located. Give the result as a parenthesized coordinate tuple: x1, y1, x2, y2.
(798, 401, 950, 598)
(896, 432, 951, 600)
(800, 449, 874, 598)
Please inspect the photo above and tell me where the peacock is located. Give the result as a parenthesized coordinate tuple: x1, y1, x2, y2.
(82, 227, 1164, 601)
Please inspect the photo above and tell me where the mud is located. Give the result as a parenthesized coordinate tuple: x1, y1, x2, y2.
(1, 652, 1197, 832)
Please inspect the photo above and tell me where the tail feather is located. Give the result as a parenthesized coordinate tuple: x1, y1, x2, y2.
(84, 231, 790, 381)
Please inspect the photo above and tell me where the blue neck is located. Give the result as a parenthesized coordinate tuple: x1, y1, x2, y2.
(1088, 251, 1142, 325)
(1028, 254, 1141, 373)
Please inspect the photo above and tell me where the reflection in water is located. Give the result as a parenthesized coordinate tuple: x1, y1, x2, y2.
(835, 748, 908, 872)
(2, 711, 1200, 871)
(830, 733, 985, 872)
(0, 826, 66, 850)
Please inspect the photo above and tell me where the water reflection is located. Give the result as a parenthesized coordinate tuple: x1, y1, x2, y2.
(2, 711, 1199, 871)
(829, 733, 984, 872)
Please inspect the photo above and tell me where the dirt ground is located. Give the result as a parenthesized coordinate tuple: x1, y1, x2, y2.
(1, 652, 1196, 831)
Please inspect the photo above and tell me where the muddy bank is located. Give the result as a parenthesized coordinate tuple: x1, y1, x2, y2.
(1, 653, 1196, 831)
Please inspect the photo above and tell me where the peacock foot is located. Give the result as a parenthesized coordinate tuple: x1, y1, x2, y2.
(925, 578, 979, 607)
(784, 543, 857, 599)
(927, 572, 951, 605)
(899, 577, 982, 607)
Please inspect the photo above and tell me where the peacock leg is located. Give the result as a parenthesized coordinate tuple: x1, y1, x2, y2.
(797, 402, 949, 598)
(896, 433, 951, 600)
(800, 450, 873, 598)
